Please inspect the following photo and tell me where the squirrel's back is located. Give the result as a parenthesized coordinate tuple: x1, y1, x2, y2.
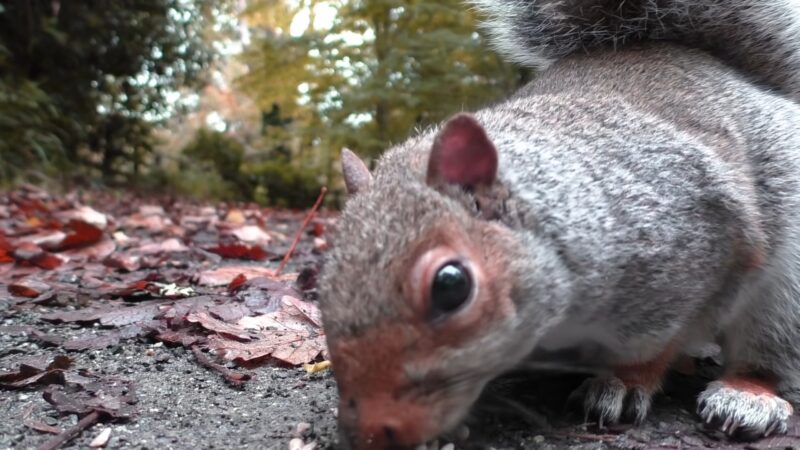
(471, 0, 800, 101)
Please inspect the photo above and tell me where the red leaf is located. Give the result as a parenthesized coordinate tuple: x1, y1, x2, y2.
(50, 220, 104, 251)
(197, 266, 294, 286)
(8, 278, 51, 298)
(227, 273, 248, 292)
(12, 242, 65, 269)
(207, 243, 269, 261)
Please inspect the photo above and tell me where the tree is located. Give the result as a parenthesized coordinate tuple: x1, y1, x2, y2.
(0, 0, 231, 183)
(239, 0, 526, 192)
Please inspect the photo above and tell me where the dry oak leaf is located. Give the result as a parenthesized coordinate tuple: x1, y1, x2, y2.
(196, 266, 297, 287)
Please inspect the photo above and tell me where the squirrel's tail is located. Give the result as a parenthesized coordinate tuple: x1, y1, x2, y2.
(470, 0, 800, 99)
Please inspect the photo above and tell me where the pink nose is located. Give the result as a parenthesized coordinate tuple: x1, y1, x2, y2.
(338, 397, 432, 449)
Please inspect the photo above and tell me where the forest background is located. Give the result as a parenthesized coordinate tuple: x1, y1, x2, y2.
(0, 0, 529, 208)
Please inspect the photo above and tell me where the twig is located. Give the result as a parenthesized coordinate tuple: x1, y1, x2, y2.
(275, 187, 328, 276)
(191, 345, 251, 387)
(37, 410, 101, 450)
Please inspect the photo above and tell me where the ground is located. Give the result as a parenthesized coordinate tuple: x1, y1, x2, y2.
(1, 188, 799, 450)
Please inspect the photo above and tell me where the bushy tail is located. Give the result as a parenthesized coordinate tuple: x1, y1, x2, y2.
(470, 0, 800, 100)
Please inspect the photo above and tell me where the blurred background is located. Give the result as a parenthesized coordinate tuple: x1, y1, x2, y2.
(0, 0, 529, 208)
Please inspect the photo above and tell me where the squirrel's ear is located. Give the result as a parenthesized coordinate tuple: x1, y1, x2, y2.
(341, 148, 373, 195)
(427, 114, 498, 189)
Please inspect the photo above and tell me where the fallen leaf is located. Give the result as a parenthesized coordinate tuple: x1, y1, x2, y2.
(8, 278, 51, 298)
(63, 237, 116, 261)
(57, 206, 108, 229)
(207, 243, 269, 261)
(0, 355, 71, 388)
(139, 238, 188, 255)
(62, 325, 146, 351)
(232, 225, 272, 245)
(209, 333, 326, 366)
(49, 220, 104, 251)
(227, 273, 248, 292)
(196, 266, 283, 286)
(187, 312, 252, 340)
(12, 242, 65, 269)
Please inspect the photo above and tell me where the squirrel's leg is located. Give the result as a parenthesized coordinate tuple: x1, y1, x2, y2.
(697, 249, 800, 439)
(569, 346, 675, 427)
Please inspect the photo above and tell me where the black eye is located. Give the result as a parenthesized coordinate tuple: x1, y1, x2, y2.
(430, 262, 473, 317)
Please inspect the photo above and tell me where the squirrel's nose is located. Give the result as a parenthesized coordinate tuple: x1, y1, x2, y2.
(338, 397, 430, 449)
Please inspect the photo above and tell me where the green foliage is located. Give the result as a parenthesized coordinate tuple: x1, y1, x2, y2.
(173, 127, 323, 208)
(239, 0, 527, 195)
(244, 157, 324, 209)
(0, 64, 66, 181)
(182, 128, 246, 183)
(0, 0, 226, 183)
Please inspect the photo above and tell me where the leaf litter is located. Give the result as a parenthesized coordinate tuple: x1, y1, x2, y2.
(0, 186, 333, 448)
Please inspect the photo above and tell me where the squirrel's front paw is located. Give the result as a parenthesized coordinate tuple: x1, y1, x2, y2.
(568, 375, 653, 427)
(697, 379, 793, 439)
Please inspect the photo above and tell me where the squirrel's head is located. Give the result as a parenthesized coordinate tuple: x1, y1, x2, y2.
(320, 114, 568, 449)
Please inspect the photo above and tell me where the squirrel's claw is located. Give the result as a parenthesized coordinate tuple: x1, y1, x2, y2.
(697, 380, 793, 440)
(569, 375, 654, 428)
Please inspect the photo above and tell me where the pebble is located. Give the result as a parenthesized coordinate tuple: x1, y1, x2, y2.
(533, 435, 545, 443)
(89, 427, 112, 447)
(289, 438, 304, 450)
(441, 444, 454, 450)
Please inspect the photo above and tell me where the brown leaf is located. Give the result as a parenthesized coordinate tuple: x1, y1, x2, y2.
(48, 220, 104, 251)
(62, 325, 146, 351)
(63, 237, 116, 262)
(208, 333, 325, 366)
(206, 243, 269, 261)
(196, 266, 295, 287)
(8, 278, 51, 298)
(0, 355, 72, 388)
(12, 242, 65, 269)
(186, 312, 252, 340)
(43, 374, 137, 419)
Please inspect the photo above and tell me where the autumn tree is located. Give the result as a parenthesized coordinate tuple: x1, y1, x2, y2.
(0, 0, 233, 183)
(238, 0, 525, 193)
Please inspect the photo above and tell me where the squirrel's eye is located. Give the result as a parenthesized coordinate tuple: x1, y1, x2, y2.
(430, 262, 472, 317)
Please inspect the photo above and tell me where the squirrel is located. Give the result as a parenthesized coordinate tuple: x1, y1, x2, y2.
(319, 1, 800, 448)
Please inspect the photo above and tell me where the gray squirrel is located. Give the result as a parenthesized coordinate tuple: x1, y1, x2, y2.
(319, 1, 800, 448)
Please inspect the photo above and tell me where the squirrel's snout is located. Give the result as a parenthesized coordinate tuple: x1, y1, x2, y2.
(338, 396, 433, 450)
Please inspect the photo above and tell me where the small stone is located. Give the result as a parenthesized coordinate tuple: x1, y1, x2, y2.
(441, 444, 455, 450)
(90, 427, 112, 447)
(289, 438, 304, 450)
(533, 435, 545, 444)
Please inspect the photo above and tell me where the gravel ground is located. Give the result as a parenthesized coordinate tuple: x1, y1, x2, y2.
(3, 299, 796, 450)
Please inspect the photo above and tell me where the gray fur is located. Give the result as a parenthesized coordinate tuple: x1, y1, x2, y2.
(320, 1, 800, 446)
(469, 0, 800, 101)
